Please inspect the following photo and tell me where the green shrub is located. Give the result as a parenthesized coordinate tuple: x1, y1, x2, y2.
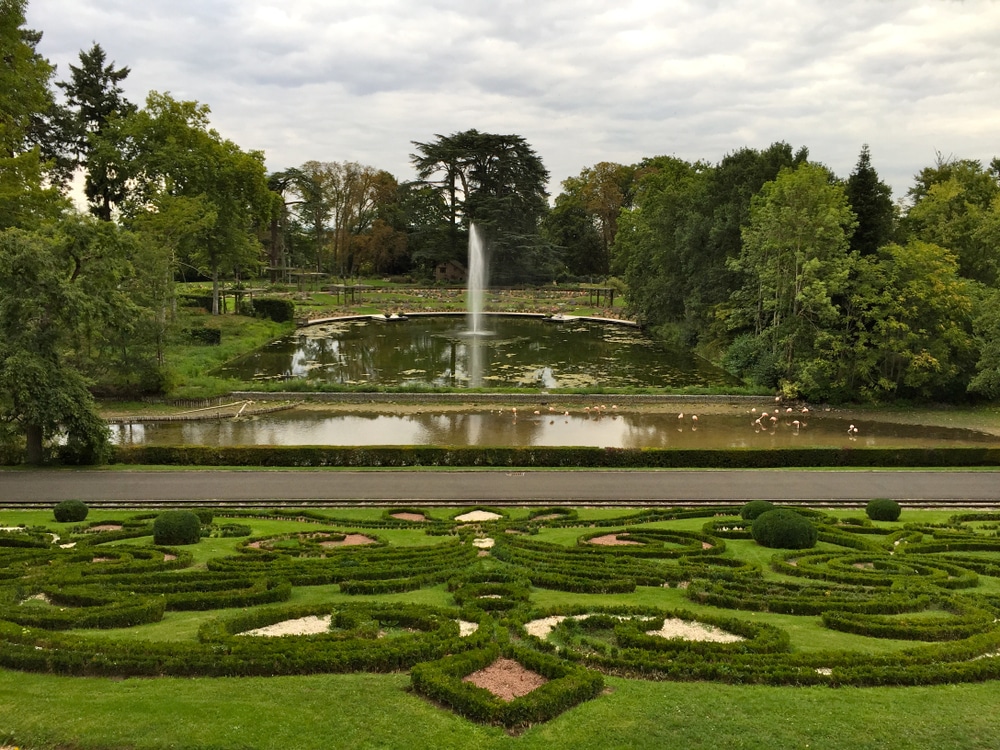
(53, 500, 89, 523)
(867, 498, 902, 522)
(153, 511, 202, 545)
(186, 326, 221, 345)
(740, 500, 775, 520)
(248, 297, 296, 323)
(751, 509, 817, 549)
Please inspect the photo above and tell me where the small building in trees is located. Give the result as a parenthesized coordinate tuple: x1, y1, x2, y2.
(435, 259, 467, 283)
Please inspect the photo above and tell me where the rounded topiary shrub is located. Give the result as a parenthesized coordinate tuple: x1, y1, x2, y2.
(866, 498, 901, 522)
(153, 510, 202, 545)
(53, 499, 89, 523)
(740, 500, 775, 521)
(751, 509, 817, 549)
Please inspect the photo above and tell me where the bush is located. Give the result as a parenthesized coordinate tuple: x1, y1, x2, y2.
(740, 500, 775, 520)
(153, 511, 202, 545)
(867, 498, 902, 522)
(248, 297, 296, 323)
(186, 326, 221, 345)
(751, 509, 817, 549)
(53, 500, 89, 523)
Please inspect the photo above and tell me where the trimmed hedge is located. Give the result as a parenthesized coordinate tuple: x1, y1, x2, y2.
(0, 603, 484, 678)
(740, 500, 774, 520)
(751, 509, 817, 549)
(867, 498, 902, 522)
(54, 500, 88, 523)
(112, 445, 1000, 468)
(153, 511, 202, 545)
(409, 643, 605, 728)
(247, 297, 296, 323)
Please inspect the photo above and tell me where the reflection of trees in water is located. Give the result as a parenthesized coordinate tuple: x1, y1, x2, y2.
(218, 319, 739, 388)
(112, 410, 1000, 449)
(412, 412, 545, 445)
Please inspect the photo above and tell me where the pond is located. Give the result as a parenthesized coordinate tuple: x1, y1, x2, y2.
(110, 406, 1000, 450)
(214, 315, 738, 389)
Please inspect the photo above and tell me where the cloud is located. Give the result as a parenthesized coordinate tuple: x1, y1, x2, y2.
(25, 0, 1000, 199)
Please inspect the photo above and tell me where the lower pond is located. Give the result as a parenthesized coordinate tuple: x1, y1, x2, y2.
(214, 315, 738, 389)
(111, 407, 1000, 450)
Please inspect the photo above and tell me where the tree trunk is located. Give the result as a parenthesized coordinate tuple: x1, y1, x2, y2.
(25, 423, 44, 465)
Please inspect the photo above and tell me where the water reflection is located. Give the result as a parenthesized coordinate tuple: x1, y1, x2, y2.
(215, 317, 738, 389)
(110, 409, 1000, 450)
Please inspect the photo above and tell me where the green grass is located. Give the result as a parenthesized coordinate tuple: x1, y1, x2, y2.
(2, 671, 999, 750)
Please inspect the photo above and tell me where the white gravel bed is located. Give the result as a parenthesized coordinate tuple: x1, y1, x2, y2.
(238, 615, 332, 637)
(646, 618, 745, 642)
(455, 511, 502, 522)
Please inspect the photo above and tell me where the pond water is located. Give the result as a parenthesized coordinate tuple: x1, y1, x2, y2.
(110, 408, 1000, 450)
(214, 315, 738, 389)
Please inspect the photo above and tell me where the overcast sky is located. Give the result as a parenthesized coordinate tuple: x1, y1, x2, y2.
(25, 0, 1000, 202)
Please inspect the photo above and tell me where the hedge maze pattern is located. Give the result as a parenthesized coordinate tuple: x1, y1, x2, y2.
(2, 505, 1000, 726)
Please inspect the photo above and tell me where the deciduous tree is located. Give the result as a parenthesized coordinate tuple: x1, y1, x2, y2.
(726, 162, 857, 393)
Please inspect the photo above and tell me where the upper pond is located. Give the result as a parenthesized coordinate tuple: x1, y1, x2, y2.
(214, 315, 739, 389)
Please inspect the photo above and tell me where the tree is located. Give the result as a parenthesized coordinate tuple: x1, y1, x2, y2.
(836, 241, 975, 401)
(55, 43, 136, 221)
(547, 162, 635, 276)
(965, 285, 1000, 400)
(0, 220, 140, 463)
(612, 143, 805, 347)
(904, 157, 1000, 285)
(0, 0, 64, 229)
(726, 162, 857, 394)
(410, 129, 551, 282)
(542, 191, 604, 278)
(395, 181, 452, 277)
(116, 92, 272, 313)
(615, 156, 708, 332)
(845, 144, 895, 256)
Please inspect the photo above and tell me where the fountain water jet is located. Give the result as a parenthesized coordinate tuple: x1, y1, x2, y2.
(467, 223, 488, 336)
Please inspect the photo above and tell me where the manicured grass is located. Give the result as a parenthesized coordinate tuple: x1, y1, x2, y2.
(2, 670, 999, 750)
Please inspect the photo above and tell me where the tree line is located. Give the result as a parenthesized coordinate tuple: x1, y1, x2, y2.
(3, 0, 1000, 463)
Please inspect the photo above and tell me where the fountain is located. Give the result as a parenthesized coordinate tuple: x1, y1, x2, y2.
(467, 223, 488, 336)
(463, 224, 489, 386)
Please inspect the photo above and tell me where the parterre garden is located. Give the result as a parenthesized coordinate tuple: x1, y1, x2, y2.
(3, 501, 1000, 748)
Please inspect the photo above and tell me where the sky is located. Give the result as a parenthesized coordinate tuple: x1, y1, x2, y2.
(24, 0, 1000, 203)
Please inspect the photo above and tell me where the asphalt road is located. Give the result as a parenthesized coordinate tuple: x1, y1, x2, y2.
(1, 468, 998, 505)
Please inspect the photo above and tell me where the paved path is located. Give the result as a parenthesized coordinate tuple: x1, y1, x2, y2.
(1, 469, 998, 505)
